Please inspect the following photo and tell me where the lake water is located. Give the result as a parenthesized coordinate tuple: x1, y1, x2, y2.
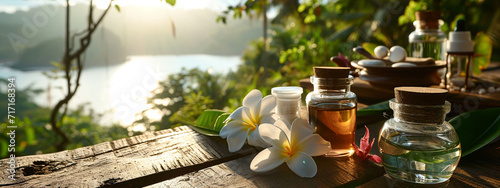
(0, 55, 242, 126)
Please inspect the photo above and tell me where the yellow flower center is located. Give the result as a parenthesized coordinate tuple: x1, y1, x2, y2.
(284, 144, 296, 157)
(245, 114, 261, 131)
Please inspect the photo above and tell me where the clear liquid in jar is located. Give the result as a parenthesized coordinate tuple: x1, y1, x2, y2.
(410, 42, 445, 60)
(379, 133, 461, 184)
(308, 104, 356, 157)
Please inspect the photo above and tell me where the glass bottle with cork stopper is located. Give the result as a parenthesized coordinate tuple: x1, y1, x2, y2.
(409, 11, 447, 60)
(378, 87, 461, 184)
(306, 67, 356, 157)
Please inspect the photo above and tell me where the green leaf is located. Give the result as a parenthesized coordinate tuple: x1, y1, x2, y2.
(189, 126, 220, 137)
(398, 0, 427, 25)
(214, 113, 230, 132)
(472, 32, 492, 75)
(361, 42, 378, 57)
(298, 4, 306, 13)
(0, 138, 8, 158)
(449, 108, 500, 157)
(356, 100, 391, 125)
(193, 110, 229, 136)
(24, 118, 36, 145)
(114, 4, 121, 12)
(164, 0, 176, 6)
(50, 61, 60, 68)
(357, 100, 390, 117)
(327, 26, 354, 41)
(340, 12, 366, 21)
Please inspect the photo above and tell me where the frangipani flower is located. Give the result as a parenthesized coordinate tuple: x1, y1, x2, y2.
(220, 89, 278, 152)
(250, 118, 331, 178)
(352, 126, 382, 163)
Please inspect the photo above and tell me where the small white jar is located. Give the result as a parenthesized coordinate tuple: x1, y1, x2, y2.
(271, 86, 303, 125)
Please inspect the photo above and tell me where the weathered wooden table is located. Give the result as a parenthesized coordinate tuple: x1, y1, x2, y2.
(1, 120, 499, 187)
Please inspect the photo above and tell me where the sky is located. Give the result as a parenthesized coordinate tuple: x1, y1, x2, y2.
(0, 0, 242, 13)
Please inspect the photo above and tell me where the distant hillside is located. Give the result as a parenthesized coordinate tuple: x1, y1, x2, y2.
(0, 4, 263, 70)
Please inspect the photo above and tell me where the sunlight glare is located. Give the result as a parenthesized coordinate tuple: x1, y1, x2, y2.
(144, 109, 163, 122)
(95, 0, 173, 9)
(93, 0, 231, 11)
(109, 57, 164, 126)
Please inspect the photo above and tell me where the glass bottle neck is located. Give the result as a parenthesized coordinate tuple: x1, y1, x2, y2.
(313, 86, 351, 94)
(310, 75, 353, 94)
(390, 99, 450, 124)
(413, 20, 443, 31)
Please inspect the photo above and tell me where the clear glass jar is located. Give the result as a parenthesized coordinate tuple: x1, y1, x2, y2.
(378, 99, 461, 184)
(409, 20, 447, 60)
(272, 86, 303, 125)
(306, 75, 357, 157)
(446, 54, 474, 90)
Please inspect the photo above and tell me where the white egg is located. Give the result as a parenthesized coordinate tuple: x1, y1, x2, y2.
(358, 59, 385, 67)
(389, 46, 407, 62)
(391, 62, 417, 67)
(374, 45, 389, 58)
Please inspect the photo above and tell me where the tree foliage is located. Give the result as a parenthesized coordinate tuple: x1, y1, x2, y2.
(6, 0, 497, 157)
(143, 0, 498, 131)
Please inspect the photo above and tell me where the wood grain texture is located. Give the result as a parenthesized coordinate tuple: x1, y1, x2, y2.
(0, 126, 256, 187)
(149, 153, 385, 188)
(147, 121, 387, 188)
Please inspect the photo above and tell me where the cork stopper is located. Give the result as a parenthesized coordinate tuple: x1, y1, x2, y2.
(313, 66, 350, 78)
(393, 87, 449, 124)
(395, 87, 448, 105)
(415, 11, 441, 30)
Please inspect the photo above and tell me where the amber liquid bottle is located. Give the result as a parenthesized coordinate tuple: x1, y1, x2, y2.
(306, 67, 356, 157)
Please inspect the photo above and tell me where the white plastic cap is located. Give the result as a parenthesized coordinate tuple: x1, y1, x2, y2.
(447, 31, 473, 53)
(271, 86, 303, 99)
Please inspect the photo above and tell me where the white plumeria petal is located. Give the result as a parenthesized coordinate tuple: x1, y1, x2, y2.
(260, 113, 278, 124)
(242, 106, 257, 126)
(272, 118, 291, 141)
(228, 106, 245, 121)
(243, 89, 263, 107)
(243, 89, 263, 118)
(219, 120, 248, 139)
(260, 95, 276, 115)
(286, 151, 317, 178)
(296, 134, 331, 156)
(250, 147, 289, 172)
(290, 118, 314, 147)
(247, 127, 271, 148)
(227, 128, 251, 152)
(258, 123, 289, 148)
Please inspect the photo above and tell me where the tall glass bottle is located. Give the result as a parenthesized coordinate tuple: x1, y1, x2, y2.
(306, 67, 356, 157)
(379, 87, 461, 184)
(409, 11, 447, 60)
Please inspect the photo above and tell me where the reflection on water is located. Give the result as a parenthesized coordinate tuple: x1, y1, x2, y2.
(0, 55, 241, 126)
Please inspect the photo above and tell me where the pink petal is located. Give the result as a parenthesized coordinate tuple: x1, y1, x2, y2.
(337, 52, 351, 67)
(368, 155, 382, 163)
(360, 126, 370, 152)
(338, 53, 347, 64)
(365, 138, 375, 155)
(352, 142, 364, 158)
